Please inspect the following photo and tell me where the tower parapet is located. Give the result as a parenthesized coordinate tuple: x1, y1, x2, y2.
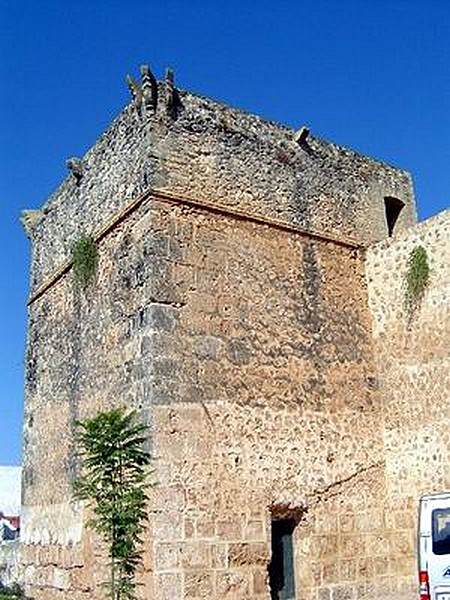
(24, 65, 416, 298)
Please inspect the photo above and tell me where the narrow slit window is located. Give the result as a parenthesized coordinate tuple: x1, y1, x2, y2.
(384, 196, 405, 237)
(269, 518, 296, 600)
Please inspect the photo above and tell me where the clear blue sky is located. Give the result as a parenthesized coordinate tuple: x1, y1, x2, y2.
(0, 0, 449, 465)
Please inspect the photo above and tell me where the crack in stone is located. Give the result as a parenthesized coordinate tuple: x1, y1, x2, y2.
(309, 460, 385, 504)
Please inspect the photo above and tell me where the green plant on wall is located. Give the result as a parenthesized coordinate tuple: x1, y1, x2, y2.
(404, 245, 430, 316)
(0, 583, 28, 599)
(72, 236, 98, 288)
(74, 409, 152, 600)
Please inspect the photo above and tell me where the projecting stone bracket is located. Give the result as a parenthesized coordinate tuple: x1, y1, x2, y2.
(126, 73, 144, 112)
(20, 209, 44, 238)
(140, 64, 158, 112)
(293, 126, 310, 146)
(66, 157, 84, 183)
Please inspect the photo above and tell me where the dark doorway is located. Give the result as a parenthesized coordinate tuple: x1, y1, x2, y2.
(268, 518, 296, 600)
(384, 196, 405, 237)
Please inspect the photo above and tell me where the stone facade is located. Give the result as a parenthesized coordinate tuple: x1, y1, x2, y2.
(364, 210, 450, 600)
(20, 67, 448, 599)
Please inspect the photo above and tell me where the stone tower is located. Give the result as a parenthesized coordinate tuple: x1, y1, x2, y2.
(20, 66, 449, 600)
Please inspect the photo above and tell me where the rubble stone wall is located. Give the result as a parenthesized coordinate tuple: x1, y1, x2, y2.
(365, 209, 450, 599)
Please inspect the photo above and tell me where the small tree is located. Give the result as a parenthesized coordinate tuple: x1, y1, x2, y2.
(74, 408, 151, 600)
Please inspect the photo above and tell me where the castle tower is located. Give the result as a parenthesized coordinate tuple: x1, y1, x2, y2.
(20, 66, 448, 600)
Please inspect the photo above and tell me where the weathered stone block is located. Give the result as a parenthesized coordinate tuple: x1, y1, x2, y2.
(154, 542, 182, 570)
(196, 519, 215, 539)
(145, 302, 178, 332)
(323, 561, 339, 584)
(52, 567, 70, 591)
(143, 379, 180, 405)
(180, 542, 211, 569)
(184, 569, 214, 598)
(194, 335, 223, 361)
(216, 570, 250, 597)
(153, 572, 182, 600)
(228, 542, 268, 567)
(244, 519, 264, 541)
(332, 584, 355, 599)
(183, 518, 195, 539)
(216, 519, 243, 541)
(252, 568, 268, 595)
(151, 357, 180, 379)
(226, 338, 251, 365)
(211, 544, 228, 569)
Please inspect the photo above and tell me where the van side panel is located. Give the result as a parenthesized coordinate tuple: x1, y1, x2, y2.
(420, 495, 450, 600)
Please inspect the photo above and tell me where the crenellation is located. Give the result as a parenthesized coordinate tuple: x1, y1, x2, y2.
(140, 65, 158, 114)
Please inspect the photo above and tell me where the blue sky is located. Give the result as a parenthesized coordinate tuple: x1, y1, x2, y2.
(0, 0, 449, 465)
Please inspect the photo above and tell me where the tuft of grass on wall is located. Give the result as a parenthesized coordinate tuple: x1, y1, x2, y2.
(0, 582, 27, 599)
(404, 245, 430, 316)
(72, 236, 98, 288)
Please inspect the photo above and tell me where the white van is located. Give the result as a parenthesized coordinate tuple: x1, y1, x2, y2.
(419, 493, 450, 600)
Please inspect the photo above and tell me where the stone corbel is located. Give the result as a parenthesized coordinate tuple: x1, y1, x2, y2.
(20, 209, 43, 239)
(66, 157, 84, 183)
(126, 65, 158, 115)
(293, 126, 310, 145)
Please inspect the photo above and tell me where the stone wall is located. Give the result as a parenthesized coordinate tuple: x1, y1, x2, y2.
(26, 76, 416, 295)
(0, 540, 21, 589)
(365, 209, 450, 599)
(23, 183, 444, 599)
(22, 72, 443, 600)
(23, 192, 391, 599)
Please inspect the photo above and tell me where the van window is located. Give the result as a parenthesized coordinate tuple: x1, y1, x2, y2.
(432, 508, 450, 555)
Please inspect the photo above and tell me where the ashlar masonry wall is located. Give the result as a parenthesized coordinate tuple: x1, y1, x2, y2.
(365, 209, 450, 600)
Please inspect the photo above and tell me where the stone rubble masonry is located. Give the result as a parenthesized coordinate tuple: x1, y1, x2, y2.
(365, 209, 450, 597)
(20, 72, 448, 600)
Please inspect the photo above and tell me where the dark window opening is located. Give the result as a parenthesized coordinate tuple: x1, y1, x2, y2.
(384, 196, 405, 237)
(432, 508, 450, 555)
(268, 518, 296, 600)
